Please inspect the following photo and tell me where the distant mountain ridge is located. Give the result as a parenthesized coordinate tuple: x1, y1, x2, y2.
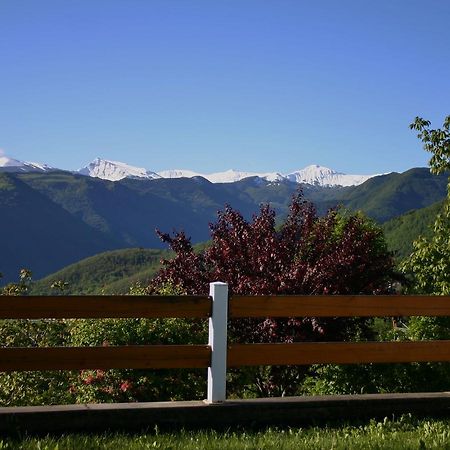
(0, 166, 448, 284)
(82, 159, 378, 187)
(1, 155, 379, 187)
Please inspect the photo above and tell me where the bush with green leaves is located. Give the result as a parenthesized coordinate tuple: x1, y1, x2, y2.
(66, 281, 208, 403)
(0, 275, 208, 405)
(0, 270, 74, 406)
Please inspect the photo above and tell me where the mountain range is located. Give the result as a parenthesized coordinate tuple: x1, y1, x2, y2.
(0, 155, 448, 284)
(1, 155, 378, 187)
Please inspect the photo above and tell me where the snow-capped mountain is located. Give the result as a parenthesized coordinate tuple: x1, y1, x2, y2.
(78, 158, 161, 181)
(158, 165, 375, 186)
(286, 165, 376, 187)
(189, 169, 284, 184)
(78, 161, 287, 184)
(2, 153, 379, 187)
(0, 155, 53, 172)
(157, 169, 204, 179)
(74, 159, 378, 186)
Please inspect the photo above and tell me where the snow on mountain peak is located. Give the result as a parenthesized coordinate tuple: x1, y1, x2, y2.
(78, 158, 161, 181)
(0, 155, 53, 172)
(158, 168, 286, 183)
(135, 163, 374, 186)
(157, 169, 203, 179)
(206, 169, 260, 183)
(286, 165, 375, 187)
(0, 156, 23, 167)
(2, 153, 378, 187)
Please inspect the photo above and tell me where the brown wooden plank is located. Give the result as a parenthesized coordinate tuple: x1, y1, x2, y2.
(0, 345, 211, 371)
(230, 295, 450, 318)
(0, 295, 211, 319)
(227, 341, 450, 366)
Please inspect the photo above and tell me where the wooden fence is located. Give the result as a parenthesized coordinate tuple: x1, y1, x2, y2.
(1, 282, 450, 403)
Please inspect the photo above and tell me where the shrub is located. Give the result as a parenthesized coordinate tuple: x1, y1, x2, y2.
(150, 193, 396, 396)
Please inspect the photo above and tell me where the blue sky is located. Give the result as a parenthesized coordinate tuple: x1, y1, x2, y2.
(0, 0, 449, 174)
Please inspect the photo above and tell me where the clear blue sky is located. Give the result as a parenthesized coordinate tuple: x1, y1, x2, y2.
(0, 0, 449, 174)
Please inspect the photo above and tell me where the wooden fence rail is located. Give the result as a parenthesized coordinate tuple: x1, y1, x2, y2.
(0, 295, 211, 319)
(0, 346, 211, 371)
(230, 294, 450, 317)
(1, 284, 450, 403)
(227, 341, 450, 366)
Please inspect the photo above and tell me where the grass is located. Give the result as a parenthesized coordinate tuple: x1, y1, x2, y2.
(2, 415, 450, 449)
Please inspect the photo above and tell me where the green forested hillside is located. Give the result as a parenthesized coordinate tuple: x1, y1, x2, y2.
(31, 241, 211, 294)
(20, 172, 224, 246)
(0, 173, 123, 282)
(332, 168, 448, 222)
(382, 200, 443, 260)
(31, 248, 170, 295)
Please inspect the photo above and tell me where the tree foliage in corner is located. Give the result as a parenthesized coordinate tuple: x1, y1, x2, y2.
(402, 116, 450, 295)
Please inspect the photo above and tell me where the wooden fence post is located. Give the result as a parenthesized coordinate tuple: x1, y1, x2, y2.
(206, 282, 228, 403)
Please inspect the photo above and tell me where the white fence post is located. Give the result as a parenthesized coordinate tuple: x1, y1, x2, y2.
(206, 281, 228, 403)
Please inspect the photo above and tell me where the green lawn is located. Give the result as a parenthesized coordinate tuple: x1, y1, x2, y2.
(2, 415, 450, 449)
